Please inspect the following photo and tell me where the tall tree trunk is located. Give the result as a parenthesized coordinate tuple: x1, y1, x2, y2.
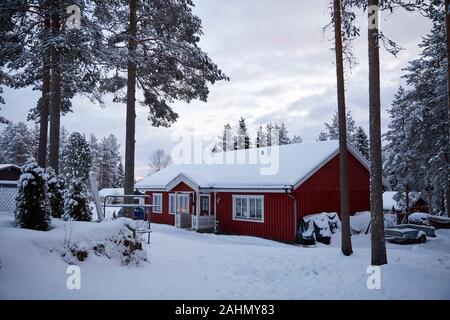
(49, 0, 61, 173)
(124, 0, 137, 217)
(334, 0, 353, 256)
(445, 0, 450, 217)
(368, 0, 387, 266)
(38, 3, 51, 168)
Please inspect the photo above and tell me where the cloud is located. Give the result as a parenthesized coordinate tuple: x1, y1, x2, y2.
(0, 0, 432, 177)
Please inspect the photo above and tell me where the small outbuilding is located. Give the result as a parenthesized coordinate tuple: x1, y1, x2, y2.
(0, 164, 21, 214)
(382, 191, 429, 215)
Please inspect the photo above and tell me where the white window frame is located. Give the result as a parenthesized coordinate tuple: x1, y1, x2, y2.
(232, 195, 264, 223)
(177, 193, 190, 214)
(152, 193, 163, 213)
(169, 194, 176, 215)
(199, 194, 210, 215)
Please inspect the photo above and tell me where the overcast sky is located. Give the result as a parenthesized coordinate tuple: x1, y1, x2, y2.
(1, 0, 432, 179)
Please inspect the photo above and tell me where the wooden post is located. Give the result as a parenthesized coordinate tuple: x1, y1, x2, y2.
(175, 191, 178, 227)
(214, 192, 217, 232)
(195, 191, 200, 230)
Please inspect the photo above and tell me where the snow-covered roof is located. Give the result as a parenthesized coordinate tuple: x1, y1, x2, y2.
(135, 141, 371, 191)
(0, 164, 21, 171)
(98, 188, 124, 198)
(383, 191, 426, 211)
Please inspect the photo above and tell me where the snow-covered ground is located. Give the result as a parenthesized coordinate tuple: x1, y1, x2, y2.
(0, 214, 449, 299)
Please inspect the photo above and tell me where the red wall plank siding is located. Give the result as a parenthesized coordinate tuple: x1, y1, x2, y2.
(170, 182, 194, 192)
(145, 191, 175, 225)
(142, 150, 369, 244)
(216, 192, 295, 243)
(145, 182, 196, 225)
(294, 151, 370, 220)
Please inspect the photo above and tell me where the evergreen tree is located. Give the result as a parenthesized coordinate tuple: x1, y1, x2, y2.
(0, 1, 105, 173)
(0, 122, 36, 166)
(93, 0, 227, 216)
(266, 123, 274, 146)
(63, 178, 92, 221)
(221, 124, 234, 152)
(277, 123, 291, 145)
(112, 162, 124, 188)
(255, 126, 267, 148)
(322, 110, 357, 142)
(236, 117, 250, 149)
(88, 133, 101, 183)
(15, 159, 51, 230)
(61, 132, 92, 182)
(317, 131, 328, 141)
(58, 126, 70, 170)
(292, 135, 303, 144)
(353, 126, 369, 159)
(384, 8, 449, 215)
(46, 167, 65, 218)
(98, 134, 121, 188)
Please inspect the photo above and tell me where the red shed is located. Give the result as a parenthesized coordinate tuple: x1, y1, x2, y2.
(135, 141, 384, 243)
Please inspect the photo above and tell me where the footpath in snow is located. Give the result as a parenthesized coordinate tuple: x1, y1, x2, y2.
(0, 214, 449, 299)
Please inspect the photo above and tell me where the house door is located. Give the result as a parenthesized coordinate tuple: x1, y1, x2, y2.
(177, 193, 190, 214)
(199, 195, 210, 216)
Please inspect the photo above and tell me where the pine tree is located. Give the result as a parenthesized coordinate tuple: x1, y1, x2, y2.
(63, 178, 92, 221)
(93, 0, 227, 216)
(266, 123, 274, 146)
(46, 167, 65, 218)
(0, 1, 105, 173)
(384, 7, 449, 216)
(236, 117, 251, 149)
(277, 123, 291, 145)
(221, 124, 234, 151)
(15, 159, 51, 230)
(0, 122, 36, 166)
(292, 135, 303, 144)
(323, 110, 357, 142)
(97, 134, 121, 188)
(61, 132, 92, 182)
(317, 131, 328, 141)
(330, 0, 353, 256)
(88, 133, 101, 185)
(58, 126, 70, 170)
(255, 126, 267, 148)
(112, 162, 124, 188)
(353, 126, 369, 159)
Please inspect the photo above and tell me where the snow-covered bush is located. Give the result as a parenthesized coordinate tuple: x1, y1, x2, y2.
(60, 218, 148, 266)
(46, 168, 65, 218)
(63, 178, 92, 221)
(14, 160, 51, 230)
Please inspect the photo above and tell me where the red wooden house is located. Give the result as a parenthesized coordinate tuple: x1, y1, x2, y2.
(135, 141, 383, 243)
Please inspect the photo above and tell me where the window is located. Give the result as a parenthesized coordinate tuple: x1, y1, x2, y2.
(233, 195, 264, 222)
(169, 194, 176, 214)
(168, 193, 190, 214)
(177, 194, 190, 214)
(152, 193, 162, 213)
(200, 195, 210, 215)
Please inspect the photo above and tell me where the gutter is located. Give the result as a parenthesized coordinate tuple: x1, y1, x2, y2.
(285, 186, 297, 242)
